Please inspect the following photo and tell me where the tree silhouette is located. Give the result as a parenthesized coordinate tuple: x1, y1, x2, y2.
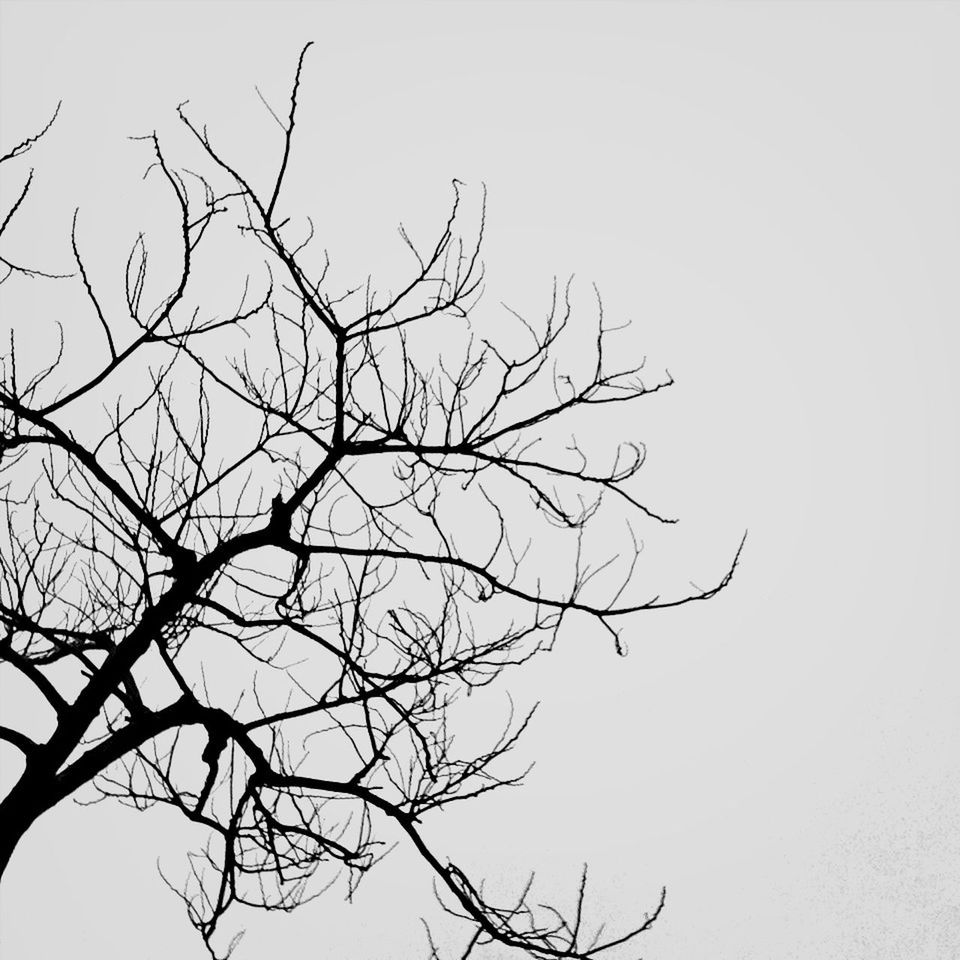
(0, 45, 743, 959)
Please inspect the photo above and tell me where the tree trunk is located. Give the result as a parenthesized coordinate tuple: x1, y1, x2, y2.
(0, 771, 53, 879)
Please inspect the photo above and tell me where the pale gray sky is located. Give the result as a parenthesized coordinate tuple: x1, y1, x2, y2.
(1, 2, 959, 958)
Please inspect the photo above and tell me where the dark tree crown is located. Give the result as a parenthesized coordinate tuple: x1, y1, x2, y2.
(0, 44, 742, 960)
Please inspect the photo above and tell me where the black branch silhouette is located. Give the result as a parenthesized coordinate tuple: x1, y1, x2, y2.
(0, 45, 743, 960)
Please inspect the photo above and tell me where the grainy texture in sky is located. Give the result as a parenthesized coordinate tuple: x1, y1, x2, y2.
(1, 2, 958, 958)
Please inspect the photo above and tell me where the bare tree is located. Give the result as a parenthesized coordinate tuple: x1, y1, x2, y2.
(0, 45, 742, 959)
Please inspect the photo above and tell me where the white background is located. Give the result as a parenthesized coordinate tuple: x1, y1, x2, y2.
(1, 2, 958, 958)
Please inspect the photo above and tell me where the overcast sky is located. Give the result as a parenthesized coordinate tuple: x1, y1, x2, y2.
(1, 2, 959, 958)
